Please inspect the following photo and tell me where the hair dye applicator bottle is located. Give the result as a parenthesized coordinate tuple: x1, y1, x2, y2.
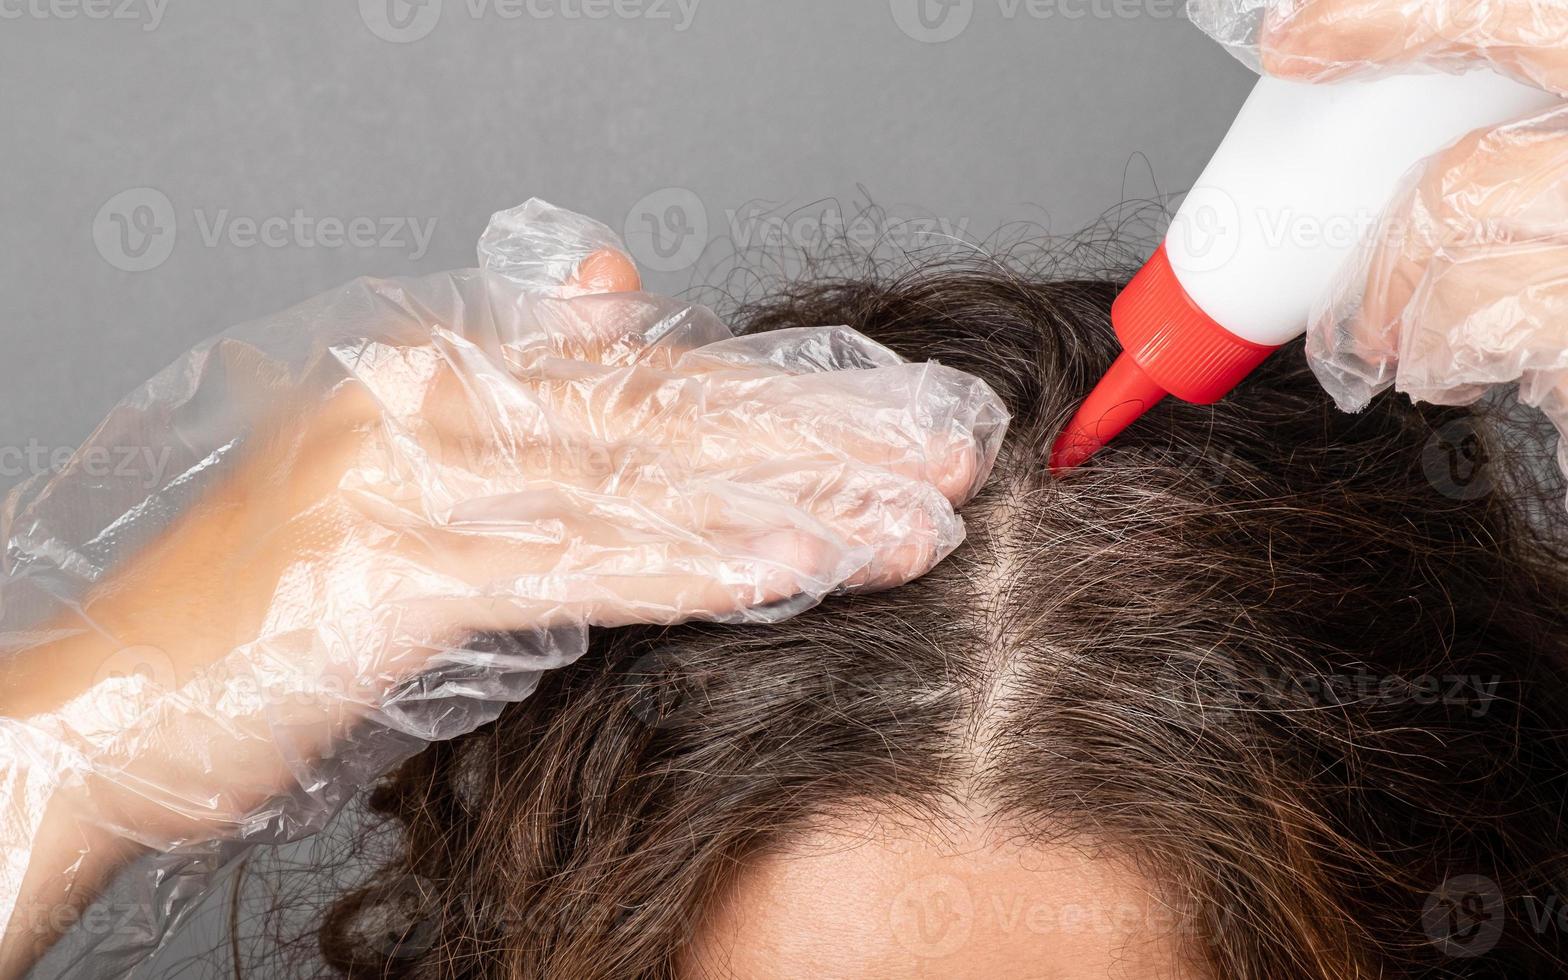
(1050, 71, 1559, 473)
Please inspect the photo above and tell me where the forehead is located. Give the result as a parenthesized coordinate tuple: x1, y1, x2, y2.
(678, 810, 1207, 979)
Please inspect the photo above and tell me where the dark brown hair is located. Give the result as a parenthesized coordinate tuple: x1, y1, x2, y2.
(315, 255, 1568, 979)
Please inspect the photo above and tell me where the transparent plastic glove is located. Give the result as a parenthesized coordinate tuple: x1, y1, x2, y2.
(1187, 0, 1568, 95)
(1187, 0, 1568, 487)
(0, 200, 1007, 977)
(1304, 106, 1568, 457)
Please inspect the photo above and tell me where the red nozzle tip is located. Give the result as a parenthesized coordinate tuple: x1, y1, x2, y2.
(1050, 352, 1169, 474)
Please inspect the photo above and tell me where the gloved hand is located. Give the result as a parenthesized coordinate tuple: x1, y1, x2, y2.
(1189, 1, 1568, 480)
(1190, 0, 1568, 94)
(0, 200, 1007, 976)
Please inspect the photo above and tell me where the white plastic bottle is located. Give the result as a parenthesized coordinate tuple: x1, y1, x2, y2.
(1052, 71, 1559, 471)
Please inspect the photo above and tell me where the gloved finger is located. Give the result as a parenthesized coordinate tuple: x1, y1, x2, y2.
(699, 364, 1005, 506)
(326, 319, 708, 485)
(369, 326, 1004, 509)
(734, 459, 961, 592)
(477, 198, 631, 292)
(372, 487, 858, 630)
(511, 319, 909, 385)
(370, 538, 846, 632)
(1317, 240, 1568, 408)
(564, 247, 642, 296)
(477, 219, 719, 369)
(674, 325, 906, 375)
(1189, 0, 1568, 95)
(382, 462, 959, 632)
(472, 362, 998, 508)
(494, 290, 734, 372)
(1307, 107, 1568, 410)
(475, 199, 723, 368)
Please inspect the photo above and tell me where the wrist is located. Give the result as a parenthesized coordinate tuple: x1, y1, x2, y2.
(0, 742, 142, 980)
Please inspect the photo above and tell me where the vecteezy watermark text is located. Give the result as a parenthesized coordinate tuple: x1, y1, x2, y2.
(93, 187, 439, 273)
(622, 188, 974, 274)
(1, 439, 174, 489)
(890, 0, 1182, 43)
(0, 0, 168, 30)
(359, 0, 700, 43)
(192, 209, 437, 258)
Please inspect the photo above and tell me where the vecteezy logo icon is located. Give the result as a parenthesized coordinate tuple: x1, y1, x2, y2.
(360, 0, 443, 43)
(1422, 875, 1506, 958)
(626, 648, 691, 730)
(623, 187, 709, 274)
(1422, 418, 1493, 501)
(1166, 184, 1243, 276)
(92, 645, 179, 694)
(93, 187, 178, 273)
(888, 874, 974, 958)
(889, 0, 974, 43)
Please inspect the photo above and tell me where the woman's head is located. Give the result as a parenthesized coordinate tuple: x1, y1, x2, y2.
(319, 262, 1568, 979)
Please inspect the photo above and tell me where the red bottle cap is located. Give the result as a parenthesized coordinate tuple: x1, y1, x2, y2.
(1050, 243, 1281, 473)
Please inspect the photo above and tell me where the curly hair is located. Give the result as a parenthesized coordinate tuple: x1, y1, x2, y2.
(313, 256, 1568, 979)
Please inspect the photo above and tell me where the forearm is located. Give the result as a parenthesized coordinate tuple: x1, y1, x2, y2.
(0, 616, 130, 977)
(0, 481, 333, 979)
(0, 774, 139, 978)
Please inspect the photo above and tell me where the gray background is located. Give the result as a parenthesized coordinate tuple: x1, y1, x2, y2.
(0, 0, 1253, 493)
(3, 1, 1253, 974)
